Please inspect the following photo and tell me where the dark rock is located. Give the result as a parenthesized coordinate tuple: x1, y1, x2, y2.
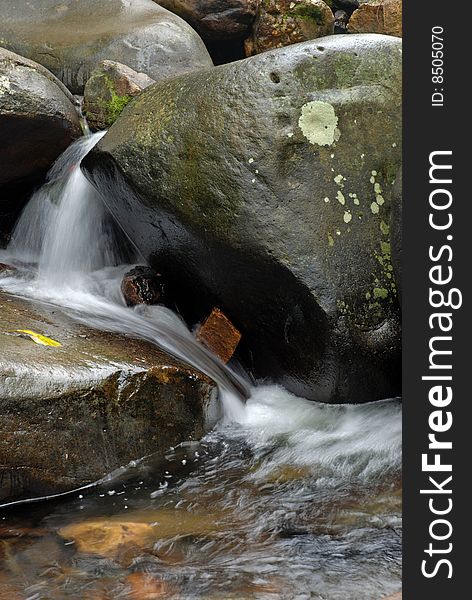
(121, 266, 167, 306)
(0, 0, 212, 94)
(334, 10, 350, 33)
(156, 0, 258, 40)
(82, 34, 402, 403)
(84, 60, 155, 131)
(0, 48, 81, 233)
(0, 292, 216, 502)
(390, 166, 402, 303)
(245, 0, 334, 56)
(196, 308, 242, 363)
(329, 0, 359, 14)
(0, 263, 17, 275)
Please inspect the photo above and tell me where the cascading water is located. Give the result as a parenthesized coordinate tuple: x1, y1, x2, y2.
(2, 132, 249, 411)
(0, 134, 402, 599)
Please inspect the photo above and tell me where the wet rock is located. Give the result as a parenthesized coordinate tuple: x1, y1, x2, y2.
(349, 0, 402, 37)
(0, 48, 81, 234)
(126, 573, 172, 599)
(121, 266, 167, 307)
(0, 0, 212, 95)
(0, 263, 18, 276)
(59, 508, 223, 557)
(0, 292, 216, 502)
(196, 308, 241, 363)
(83, 61, 154, 131)
(82, 34, 402, 403)
(156, 1, 258, 41)
(59, 521, 156, 556)
(245, 0, 334, 56)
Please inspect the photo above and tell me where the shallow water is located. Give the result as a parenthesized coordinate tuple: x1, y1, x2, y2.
(0, 390, 401, 600)
(0, 135, 402, 598)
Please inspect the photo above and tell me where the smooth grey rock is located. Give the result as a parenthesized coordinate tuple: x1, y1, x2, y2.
(0, 0, 213, 94)
(0, 47, 81, 230)
(83, 34, 402, 403)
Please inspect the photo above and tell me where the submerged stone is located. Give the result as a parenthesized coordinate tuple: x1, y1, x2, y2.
(83, 34, 402, 403)
(0, 292, 216, 502)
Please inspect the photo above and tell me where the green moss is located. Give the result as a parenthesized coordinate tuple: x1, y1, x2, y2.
(106, 90, 133, 123)
(289, 4, 324, 24)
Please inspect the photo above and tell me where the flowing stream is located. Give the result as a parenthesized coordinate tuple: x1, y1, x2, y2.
(0, 134, 401, 599)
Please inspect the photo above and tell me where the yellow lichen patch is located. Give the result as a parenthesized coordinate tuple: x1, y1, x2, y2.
(336, 190, 345, 205)
(370, 202, 379, 214)
(298, 100, 339, 146)
(343, 211, 352, 224)
(380, 220, 390, 235)
(14, 329, 62, 347)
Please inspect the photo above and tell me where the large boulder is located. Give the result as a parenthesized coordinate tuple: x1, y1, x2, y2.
(156, 1, 258, 40)
(83, 34, 402, 403)
(0, 0, 212, 95)
(0, 292, 216, 502)
(0, 48, 81, 236)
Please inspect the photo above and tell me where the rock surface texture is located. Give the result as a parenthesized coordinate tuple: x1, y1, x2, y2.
(0, 292, 216, 502)
(246, 0, 334, 56)
(349, 0, 402, 37)
(0, 0, 213, 94)
(83, 61, 155, 131)
(83, 34, 402, 403)
(0, 48, 81, 233)
(156, 1, 258, 40)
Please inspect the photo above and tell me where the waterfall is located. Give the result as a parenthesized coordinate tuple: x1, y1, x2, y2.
(2, 133, 249, 411)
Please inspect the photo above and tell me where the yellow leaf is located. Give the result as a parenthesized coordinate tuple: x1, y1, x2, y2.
(15, 329, 62, 347)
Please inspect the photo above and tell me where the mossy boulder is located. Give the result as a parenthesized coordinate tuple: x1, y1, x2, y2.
(0, 48, 81, 237)
(83, 34, 402, 403)
(84, 61, 154, 131)
(0, 0, 212, 94)
(0, 292, 216, 502)
(245, 0, 334, 56)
